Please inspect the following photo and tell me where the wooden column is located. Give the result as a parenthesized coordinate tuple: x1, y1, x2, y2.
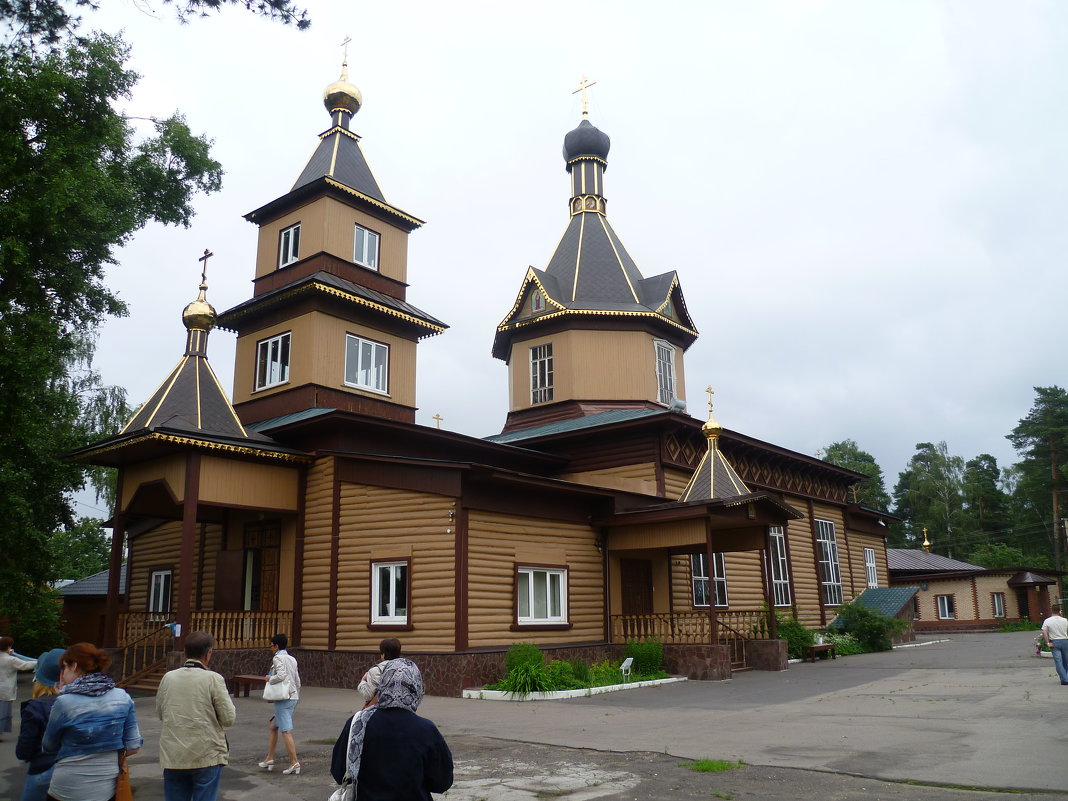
(292, 466, 307, 646)
(175, 452, 201, 649)
(705, 518, 718, 643)
(103, 469, 126, 648)
(453, 502, 469, 651)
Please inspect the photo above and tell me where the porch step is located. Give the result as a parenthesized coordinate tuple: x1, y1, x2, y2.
(120, 664, 169, 696)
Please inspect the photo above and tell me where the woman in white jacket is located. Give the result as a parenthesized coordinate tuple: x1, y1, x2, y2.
(258, 633, 301, 775)
(0, 636, 36, 740)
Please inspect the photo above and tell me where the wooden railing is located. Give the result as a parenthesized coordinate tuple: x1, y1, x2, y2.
(118, 611, 293, 650)
(610, 610, 775, 645)
(116, 627, 173, 686)
(190, 611, 293, 650)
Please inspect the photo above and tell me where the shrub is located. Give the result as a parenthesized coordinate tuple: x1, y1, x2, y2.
(822, 631, 864, 656)
(833, 601, 905, 652)
(776, 615, 815, 659)
(569, 658, 591, 684)
(1001, 619, 1040, 632)
(624, 639, 664, 676)
(496, 661, 553, 696)
(588, 659, 623, 687)
(545, 659, 583, 690)
(505, 642, 544, 673)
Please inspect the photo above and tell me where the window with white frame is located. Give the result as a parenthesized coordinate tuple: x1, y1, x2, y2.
(691, 552, 728, 607)
(864, 547, 878, 589)
(354, 224, 380, 270)
(814, 519, 843, 606)
(255, 332, 291, 390)
(937, 594, 955, 620)
(530, 343, 553, 404)
(767, 525, 791, 606)
(517, 566, 567, 624)
(992, 592, 1005, 618)
(371, 561, 408, 624)
(279, 223, 300, 268)
(344, 334, 388, 393)
(655, 340, 676, 404)
(149, 569, 172, 614)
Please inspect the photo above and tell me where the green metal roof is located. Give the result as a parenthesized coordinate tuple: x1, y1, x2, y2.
(485, 408, 670, 444)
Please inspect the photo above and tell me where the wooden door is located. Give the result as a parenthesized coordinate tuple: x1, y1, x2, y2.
(620, 559, 654, 616)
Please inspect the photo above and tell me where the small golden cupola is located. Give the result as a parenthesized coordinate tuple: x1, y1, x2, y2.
(678, 387, 750, 502)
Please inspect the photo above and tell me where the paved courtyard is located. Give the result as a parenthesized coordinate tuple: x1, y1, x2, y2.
(2, 630, 1065, 800)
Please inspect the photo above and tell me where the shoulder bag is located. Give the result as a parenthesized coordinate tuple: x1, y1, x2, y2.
(263, 675, 288, 702)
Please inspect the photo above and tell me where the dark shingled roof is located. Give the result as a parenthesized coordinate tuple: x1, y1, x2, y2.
(886, 549, 982, 573)
(60, 567, 126, 597)
(830, 587, 920, 626)
(678, 438, 750, 503)
(485, 408, 669, 444)
(292, 125, 384, 201)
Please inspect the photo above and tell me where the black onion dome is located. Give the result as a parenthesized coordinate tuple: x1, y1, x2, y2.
(563, 119, 611, 163)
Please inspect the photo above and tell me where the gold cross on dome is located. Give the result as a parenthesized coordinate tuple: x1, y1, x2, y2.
(705, 385, 715, 413)
(198, 248, 213, 285)
(572, 76, 597, 119)
(340, 36, 352, 63)
(432, 413, 443, 429)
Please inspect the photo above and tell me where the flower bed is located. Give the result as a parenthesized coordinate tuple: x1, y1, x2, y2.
(462, 676, 686, 701)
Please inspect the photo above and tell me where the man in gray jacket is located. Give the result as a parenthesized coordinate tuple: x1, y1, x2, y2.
(156, 631, 237, 801)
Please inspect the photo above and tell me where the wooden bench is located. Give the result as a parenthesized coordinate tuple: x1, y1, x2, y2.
(231, 673, 268, 697)
(802, 643, 836, 663)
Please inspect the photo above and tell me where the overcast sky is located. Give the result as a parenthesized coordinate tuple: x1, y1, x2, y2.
(73, 0, 1068, 516)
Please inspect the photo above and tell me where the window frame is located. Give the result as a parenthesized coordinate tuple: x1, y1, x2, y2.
(936, 594, 955, 620)
(255, 331, 291, 391)
(370, 559, 410, 628)
(864, 547, 879, 589)
(354, 223, 380, 270)
(767, 525, 792, 607)
(814, 519, 844, 606)
(690, 552, 728, 608)
(530, 343, 554, 405)
(344, 333, 389, 394)
(991, 592, 1005, 618)
(514, 564, 570, 629)
(148, 568, 173, 615)
(654, 339, 676, 405)
(278, 222, 301, 268)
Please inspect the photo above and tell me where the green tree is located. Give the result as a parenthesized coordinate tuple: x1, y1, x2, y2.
(0, 33, 223, 628)
(891, 442, 968, 553)
(1007, 386, 1068, 574)
(817, 439, 892, 511)
(968, 542, 1051, 570)
(49, 518, 112, 582)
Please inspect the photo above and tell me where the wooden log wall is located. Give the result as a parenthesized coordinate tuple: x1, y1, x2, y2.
(662, 467, 692, 500)
(299, 457, 335, 649)
(334, 484, 456, 652)
(559, 462, 658, 495)
(467, 509, 603, 648)
(127, 521, 221, 613)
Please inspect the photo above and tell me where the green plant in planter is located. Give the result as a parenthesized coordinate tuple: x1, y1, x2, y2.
(775, 615, 815, 659)
(624, 639, 664, 676)
(496, 661, 554, 696)
(505, 642, 544, 673)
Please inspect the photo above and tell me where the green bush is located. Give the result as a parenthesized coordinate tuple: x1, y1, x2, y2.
(8, 588, 65, 656)
(833, 602, 904, 652)
(1000, 619, 1040, 632)
(496, 661, 553, 696)
(624, 639, 664, 676)
(588, 659, 622, 687)
(545, 659, 584, 690)
(569, 658, 591, 684)
(504, 642, 544, 673)
(776, 615, 815, 659)
(822, 631, 864, 656)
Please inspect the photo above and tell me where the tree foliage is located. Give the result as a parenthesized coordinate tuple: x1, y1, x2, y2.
(891, 442, 967, 552)
(49, 518, 112, 582)
(817, 439, 892, 511)
(1, 0, 308, 48)
(0, 32, 222, 622)
(969, 542, 1050, 571)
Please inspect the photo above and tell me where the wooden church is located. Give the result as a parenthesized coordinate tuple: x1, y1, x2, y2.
(71, 63, 895, 695)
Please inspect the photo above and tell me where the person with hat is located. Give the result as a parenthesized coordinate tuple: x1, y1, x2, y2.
(15, 648, 66, 801)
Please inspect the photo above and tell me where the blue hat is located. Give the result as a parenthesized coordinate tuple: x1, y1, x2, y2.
(35, 648, 64, 687)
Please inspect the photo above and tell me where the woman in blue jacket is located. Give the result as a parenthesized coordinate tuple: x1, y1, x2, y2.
(16, 648, 66, 801)
(42, 643, 142, 801)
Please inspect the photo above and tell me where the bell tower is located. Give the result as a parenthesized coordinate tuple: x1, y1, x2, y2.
(219, 53, 446, 425)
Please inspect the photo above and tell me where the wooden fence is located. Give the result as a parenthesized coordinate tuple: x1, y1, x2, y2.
(117, 610, 293, 650)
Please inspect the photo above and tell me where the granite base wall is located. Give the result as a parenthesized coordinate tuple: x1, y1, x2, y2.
(294, 643, 623, 698)
(744, 638, 788, 671)
(663, 643, 732, 681)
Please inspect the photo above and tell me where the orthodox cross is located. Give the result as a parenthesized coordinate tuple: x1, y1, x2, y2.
(705, 385, 715, 414)
(572, 76, 597, 119)
(432, 413, 443, 429)
(340, 35, 352, 63)
(198, 248, 213, 286)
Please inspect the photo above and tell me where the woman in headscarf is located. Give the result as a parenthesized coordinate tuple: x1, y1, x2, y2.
(16, 648, 66, 801)
(330, 658, 453, 800)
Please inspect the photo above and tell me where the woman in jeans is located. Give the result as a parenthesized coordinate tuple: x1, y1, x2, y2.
(42, 643, 142, 801)
(16, 648, 66, 801)
(258, 632, 301, 775)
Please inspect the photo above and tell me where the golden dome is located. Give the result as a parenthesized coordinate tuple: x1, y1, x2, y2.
(702, 385, 723, 439)
(323, 61, 362, 116)
(183, 284, 216, 332)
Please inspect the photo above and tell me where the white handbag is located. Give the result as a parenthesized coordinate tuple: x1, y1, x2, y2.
(262, 678, 288, 702)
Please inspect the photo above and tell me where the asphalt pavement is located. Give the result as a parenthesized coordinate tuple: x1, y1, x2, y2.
(2, 630, 1066, 800)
